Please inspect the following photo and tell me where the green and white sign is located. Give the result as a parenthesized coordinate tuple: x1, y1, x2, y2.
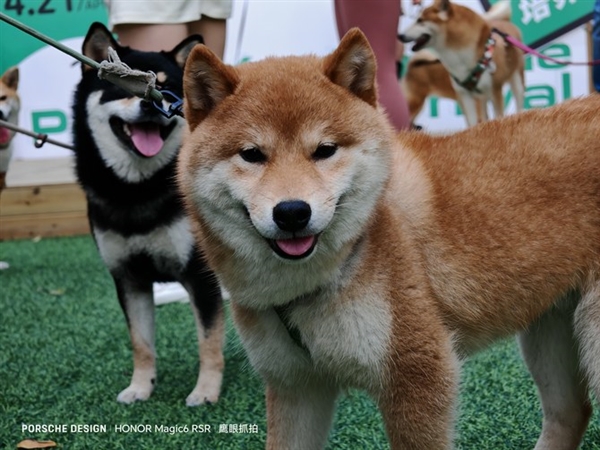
(1, 0, 107, 74)
(1, 0, 107, 159)
(513, 0, 593, 48)
(482, 0, 594, 48)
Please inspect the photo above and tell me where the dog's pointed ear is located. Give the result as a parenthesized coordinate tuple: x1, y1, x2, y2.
(1, 66, 19, 90)
(82, 22, 121, 74)
(183, 44, 240, 131)
(169, 34, 204, 69)
(438, 0, 453, 17)
(322, 28, 378, 107)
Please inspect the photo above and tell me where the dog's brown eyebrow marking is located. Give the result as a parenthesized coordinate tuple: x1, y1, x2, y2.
(156, 72, 167, 84)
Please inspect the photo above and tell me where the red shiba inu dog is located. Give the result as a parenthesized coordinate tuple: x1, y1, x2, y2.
(178, 29, 600, 449)
(400, 0, 525, 127)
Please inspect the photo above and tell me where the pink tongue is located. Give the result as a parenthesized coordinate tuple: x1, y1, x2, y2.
(129, 123, 163, 157)
(275, 236, 316, 256)
(0, 128, 10, 145)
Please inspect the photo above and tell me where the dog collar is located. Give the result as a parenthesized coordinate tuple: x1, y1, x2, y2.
(453, 35, 496, 93)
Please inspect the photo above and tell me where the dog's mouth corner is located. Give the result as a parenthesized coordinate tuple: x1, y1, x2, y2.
(412, 34, 431, 51)
(268, 235, 319, 261)
(109, 116, 177, 158)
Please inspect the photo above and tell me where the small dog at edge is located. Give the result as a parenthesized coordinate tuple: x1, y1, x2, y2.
(178, 28, 600, 449)
(0, 66, 19, 270)
(400, 0, 525, 127)
(0, 65, 20, 192)
(71, 23, 224, 406)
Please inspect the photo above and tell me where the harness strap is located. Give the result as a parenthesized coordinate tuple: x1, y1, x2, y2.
(453, 35, 496, 93)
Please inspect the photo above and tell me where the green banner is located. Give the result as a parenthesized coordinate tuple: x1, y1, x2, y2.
(482, 0, 593, 48)
(0, 0, 108, 73)
(512, 0, 594, 47)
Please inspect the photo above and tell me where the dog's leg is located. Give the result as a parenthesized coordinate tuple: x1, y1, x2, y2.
(491, 86, 505, 120)
(474, 98, 488, 123)
(519, 299, 591, 450)
(509, 71, 525, 113)
(265, 382, 338, 450)
(183, 273, 225, 406)
(401, 78, 427, 124)
(0, 146, 13, 191)
(574, 281, 600, 413)
(115, 277, 157, 403)
(378, 340, 459, 449)
(458, 93, 480, 127)
(378, 383, 457, 448)
(407, 93, 426, 124)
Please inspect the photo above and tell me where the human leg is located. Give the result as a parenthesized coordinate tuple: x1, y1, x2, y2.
(334, 0, 411, 130)
(188, 16, 227, 60)
(112, 23, 189, 51)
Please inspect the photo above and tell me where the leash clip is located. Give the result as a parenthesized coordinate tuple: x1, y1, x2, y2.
(152, 90, 184, 119)
(34, 134, 49, 148)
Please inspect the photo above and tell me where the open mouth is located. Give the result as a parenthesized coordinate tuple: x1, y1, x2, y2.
(109, 117, 177, 158)
(241, 205, 320, 260)
(268, 235, 318, 260)
(412, 33, 431, 51)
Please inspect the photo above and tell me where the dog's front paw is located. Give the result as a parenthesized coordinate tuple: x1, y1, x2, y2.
(186, 370, 223, 406)
(117, 384, 153, 404)
(185, 385, 220, 407)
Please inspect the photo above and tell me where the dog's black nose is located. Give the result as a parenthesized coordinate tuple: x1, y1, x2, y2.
(140, 100, 154, 112)
(273, 200, 311, 232)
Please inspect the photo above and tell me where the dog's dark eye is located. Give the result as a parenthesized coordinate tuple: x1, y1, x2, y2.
(0, 95, 6, 101)
(313, 143, 338, 160)
(239, 147, 267, 164)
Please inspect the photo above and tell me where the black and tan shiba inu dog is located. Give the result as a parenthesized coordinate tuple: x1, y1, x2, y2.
(72, 23, 224, 406)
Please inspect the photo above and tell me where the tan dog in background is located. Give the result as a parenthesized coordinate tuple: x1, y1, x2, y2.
(179, 28, 600, 449)
(401, 0, 513, 125)
(0, 66, 20, 192)
(400, 0, 524, 127)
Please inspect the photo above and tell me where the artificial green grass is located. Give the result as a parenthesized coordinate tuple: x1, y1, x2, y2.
(1, 235, 600, 449)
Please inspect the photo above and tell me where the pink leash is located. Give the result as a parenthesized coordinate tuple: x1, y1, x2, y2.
(493, 27, 600, 66)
